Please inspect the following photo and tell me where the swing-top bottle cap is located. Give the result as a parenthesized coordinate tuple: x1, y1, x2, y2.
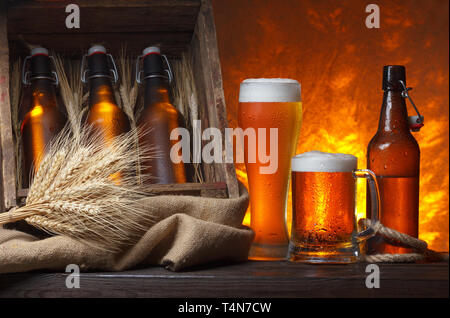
(383, 65, 406, 91)
(23, 47, 57, 86)
(88, 45, 107, 56)
(85, 45, 113, 79)
(142, 46, 161, 57)
(31, 47, 49, 57)
(29, 47, 52, 78)
(142, 46, 166, 78)
(409, 115, 424, 132)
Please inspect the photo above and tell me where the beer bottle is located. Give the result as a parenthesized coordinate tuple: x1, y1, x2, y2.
(366, 65, 421, 254)
(20, 47, 67, 187)
(136, 46, 188, 184)
(83, 45, 130, 141)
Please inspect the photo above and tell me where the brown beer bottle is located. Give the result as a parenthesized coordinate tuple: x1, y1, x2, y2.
(136, 46, 188, 184)
(366, 65, 420, 254)
(20, 47, 67, 187)
(83, 45, 130, 141)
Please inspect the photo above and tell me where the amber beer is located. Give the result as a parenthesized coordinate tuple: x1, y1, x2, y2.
(367, 65, 420, 254)
(289, 151, 380, 264)
(238, 79, 302, 260)
(20, 47, 67, 187)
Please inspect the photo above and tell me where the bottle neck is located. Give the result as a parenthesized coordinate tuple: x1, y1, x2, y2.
(29, 79, 58, 109)
(88, 77, 117, 106)
(377, 90, 410, 133)
(144, 77, 171, 106)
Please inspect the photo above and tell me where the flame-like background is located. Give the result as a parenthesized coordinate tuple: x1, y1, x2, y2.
(213, 0, 449, 251)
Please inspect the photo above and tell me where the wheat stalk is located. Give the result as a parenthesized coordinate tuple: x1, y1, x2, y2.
(0, 126, 157, 252)
(53, 54, 87, 139)
(116, 48, 144, 183)
(172, 52, 204, 183)
(117, 48, 139, 123)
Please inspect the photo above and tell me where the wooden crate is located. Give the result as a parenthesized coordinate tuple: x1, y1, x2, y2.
(0, 0, 239, 211)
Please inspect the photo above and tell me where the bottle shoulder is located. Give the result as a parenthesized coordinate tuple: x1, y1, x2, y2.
(367, 131, 420, 176)
(88, 100, 122, 111)
(138, 102, 183, 123)
(86, 102, 129, 123)
(368, 130, 420, 151)
(20, 103, 67, 129)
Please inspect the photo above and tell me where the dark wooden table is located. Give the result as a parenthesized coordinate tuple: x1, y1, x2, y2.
(0, 261, 448, 298)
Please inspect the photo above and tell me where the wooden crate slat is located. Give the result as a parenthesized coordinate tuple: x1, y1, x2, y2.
(0, 2, 17, 211)
(17, 182, 228, 200)
(191, 31, 215, 185)
(7, 0, 201, 9)
(8, 0, 200, 34)
(191, 0, 239, 198)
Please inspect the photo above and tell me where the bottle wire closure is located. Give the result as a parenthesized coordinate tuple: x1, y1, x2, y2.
(22, 55, 59, 86)
(80, 53, 119, 84)
(135, 53, 173, 84)
(399, 80, 424, 132)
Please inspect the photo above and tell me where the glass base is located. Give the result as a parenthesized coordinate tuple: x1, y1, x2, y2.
(288, 242, 359, 264)
(248, 242, 288, 261)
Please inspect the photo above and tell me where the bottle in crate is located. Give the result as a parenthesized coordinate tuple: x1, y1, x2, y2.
(19, 47, 67, 187)
(82, 45, 130, 141)
(135, 46, 189, 184)
(81, 45, 131, 183)
(366, 65, 422, 254)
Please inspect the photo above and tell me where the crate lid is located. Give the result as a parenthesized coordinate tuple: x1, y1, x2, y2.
(7, 0, 201, 58)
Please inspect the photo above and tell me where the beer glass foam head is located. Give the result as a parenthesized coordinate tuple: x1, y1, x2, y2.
(239, 78, 301, 103)
(292, 151, 357, 172)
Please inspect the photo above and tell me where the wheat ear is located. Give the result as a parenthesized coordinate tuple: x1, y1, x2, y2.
(0, 125, 158, 252)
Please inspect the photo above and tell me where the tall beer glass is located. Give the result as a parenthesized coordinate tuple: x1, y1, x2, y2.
(289, 151, 380, 263)
(238, 79, 302, 260)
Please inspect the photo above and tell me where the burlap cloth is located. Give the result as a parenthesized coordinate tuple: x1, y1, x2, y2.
(0, 183, 253, 273)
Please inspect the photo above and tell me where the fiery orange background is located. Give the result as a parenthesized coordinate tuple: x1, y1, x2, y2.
(213, 0, 449, 252)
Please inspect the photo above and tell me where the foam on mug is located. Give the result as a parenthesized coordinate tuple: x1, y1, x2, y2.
(292, 151, 357, 172)
(239, 78, 301, 103)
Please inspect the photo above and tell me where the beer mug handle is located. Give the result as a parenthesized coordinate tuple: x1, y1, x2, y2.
(352, 169, 380, 241)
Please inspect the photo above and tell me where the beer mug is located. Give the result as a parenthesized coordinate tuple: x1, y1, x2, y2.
(238, 79, 302, 260)
(288, 151, 380, 264)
